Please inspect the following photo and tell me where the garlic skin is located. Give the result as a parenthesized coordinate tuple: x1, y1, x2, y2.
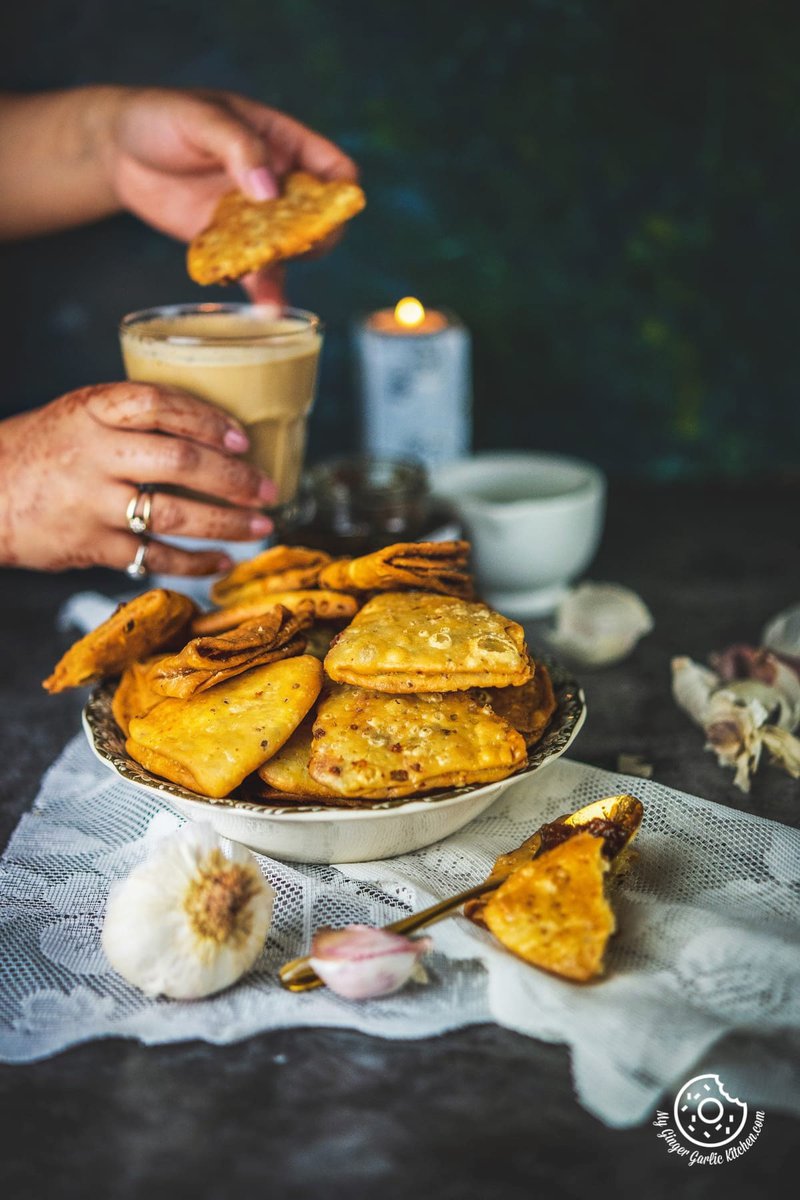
(704, 689, 768, 792)
(102, 822, 274, 999)
(710, 644, 800, 729)
(760, 726, 800, 781)
(549, 583, 654, 667)
(724, 677, 800, 731)
(309, 925, 432, 1000)
(671, 656, 800, 793)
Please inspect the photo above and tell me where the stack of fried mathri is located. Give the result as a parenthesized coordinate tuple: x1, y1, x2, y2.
(44, 542, 557, 804)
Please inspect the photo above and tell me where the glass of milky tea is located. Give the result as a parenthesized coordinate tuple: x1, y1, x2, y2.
(119, 303, 323, 509)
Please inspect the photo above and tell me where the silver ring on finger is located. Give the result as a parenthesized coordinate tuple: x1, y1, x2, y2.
(125, 538, 151, 580)
(126, 485, 153, 536)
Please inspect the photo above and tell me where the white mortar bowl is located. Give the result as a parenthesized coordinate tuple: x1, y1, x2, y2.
(433, 451, 606, 617)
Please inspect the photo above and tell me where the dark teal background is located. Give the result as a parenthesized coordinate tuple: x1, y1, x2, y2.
(1, 1, 798, 479)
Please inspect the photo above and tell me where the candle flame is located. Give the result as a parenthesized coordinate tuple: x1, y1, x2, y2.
(394, 297, 425, 328)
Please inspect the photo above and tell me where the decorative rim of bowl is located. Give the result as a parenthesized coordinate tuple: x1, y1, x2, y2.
(83, 657, 586, 820)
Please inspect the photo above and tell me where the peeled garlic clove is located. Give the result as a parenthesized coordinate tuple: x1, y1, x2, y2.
(309, 924, 432, 1000)
(102, 822, 274, 999)
(671, 656, 720, 725)
(549, 583, 654, 667)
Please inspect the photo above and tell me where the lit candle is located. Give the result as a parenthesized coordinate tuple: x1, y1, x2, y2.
(353, 298, 472, 467)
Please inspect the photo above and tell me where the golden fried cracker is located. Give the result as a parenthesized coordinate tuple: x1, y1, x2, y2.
(188, 172, 366, 285)
(475, 665, 557, 748)
(324, 592, 533, 693)
(211, 546, 331, 607)
(318, 541, 472, 598)
(257, 716, 340, 799)
(191, 590, 358, 635)
(466, 794, 644, 926)
(111, 656, 169, 736)
(147, 606, 311, 699)
(127, 655, 323, 798)
(307, 685, 526, 799)
(125, 740, 203, 795)
(43, 590, 196, 694)
(483, 832, 615, 982)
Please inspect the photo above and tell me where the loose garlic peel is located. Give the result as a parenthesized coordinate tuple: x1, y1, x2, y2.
(102, 823, 274, 999)
(672, 655, 800, 793)
(549, 583, 654, 667)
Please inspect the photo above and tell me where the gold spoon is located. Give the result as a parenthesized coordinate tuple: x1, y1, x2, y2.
(278, 793, 643, 993)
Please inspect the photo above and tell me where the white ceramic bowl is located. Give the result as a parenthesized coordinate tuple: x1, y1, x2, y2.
(433, 451, 606, 617)
(83, 665, 585, 864)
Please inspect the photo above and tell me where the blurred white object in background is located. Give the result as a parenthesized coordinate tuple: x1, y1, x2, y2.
(432, 451, 606, 616)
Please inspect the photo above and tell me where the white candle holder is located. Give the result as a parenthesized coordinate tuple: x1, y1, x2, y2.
(353, 302, 472, 468)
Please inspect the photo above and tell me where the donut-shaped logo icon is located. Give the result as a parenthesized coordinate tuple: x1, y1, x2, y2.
(673, 1074, 748, 1148)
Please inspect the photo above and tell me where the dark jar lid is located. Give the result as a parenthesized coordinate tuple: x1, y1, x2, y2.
(275, 457, 458, 556)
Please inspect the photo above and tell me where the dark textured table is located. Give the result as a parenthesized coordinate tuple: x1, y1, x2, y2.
(1, 482, 797, 1199)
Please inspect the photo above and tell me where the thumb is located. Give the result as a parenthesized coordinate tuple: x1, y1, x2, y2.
(188, 100, 279, 200)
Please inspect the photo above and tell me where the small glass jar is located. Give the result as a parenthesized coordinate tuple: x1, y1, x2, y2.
(275, 457, 459, 556)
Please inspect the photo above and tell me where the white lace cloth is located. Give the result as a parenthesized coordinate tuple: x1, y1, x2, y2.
(2, 728, 799, 1128)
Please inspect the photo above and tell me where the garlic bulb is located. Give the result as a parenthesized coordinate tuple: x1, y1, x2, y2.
(671, 656, 719, 726)
(309, 924, 432, 1000)
(102, 822, 274, 999)
(549, 583, 654, 667)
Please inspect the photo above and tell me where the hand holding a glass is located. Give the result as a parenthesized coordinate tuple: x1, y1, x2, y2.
(120, 304, 322, 508)
(0, 381, 278, 575)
